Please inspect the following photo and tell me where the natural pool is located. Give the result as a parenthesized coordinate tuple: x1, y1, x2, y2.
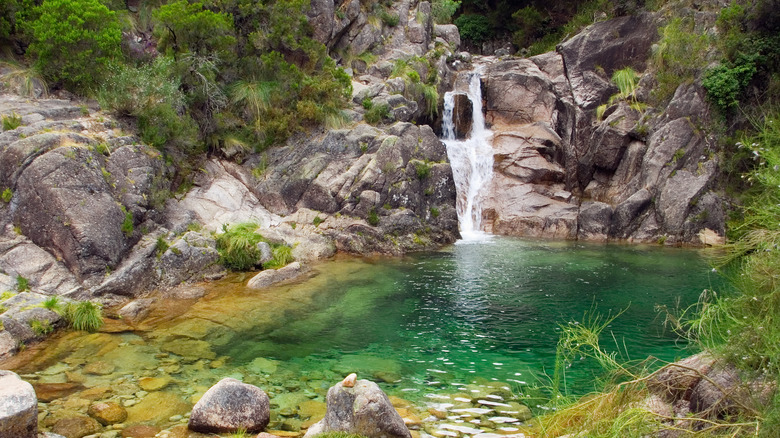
(3, 237, 722, 436)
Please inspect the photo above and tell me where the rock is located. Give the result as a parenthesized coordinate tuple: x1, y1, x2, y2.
(125, 391, 190, 425)
(119, 425, 160, 438)
(558, 13, 658, 109)
(484, 59, 559, 129)
(434, 24, 460, 51)
(306, 0, 334, 44)
(138, 376, 171, 392)
(188, 378, 270, 434)
(257, 242, 274, 265)
(87, 402, 127, 426)
(83, 361, 116, 376)
(303, 378, 411, 438)
(647, 353, 716, 403)
(342, 373, 357, 388)
(0, 370, 38, 438)
(31, 383, 83, 403)
(116, 299, 155, 323)
(247, 262, 304, 289)
(51, 416, 101, 438)
(688, 363, 769, 418)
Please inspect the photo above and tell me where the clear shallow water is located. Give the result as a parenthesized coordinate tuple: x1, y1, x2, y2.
(5, 237, 722, 433)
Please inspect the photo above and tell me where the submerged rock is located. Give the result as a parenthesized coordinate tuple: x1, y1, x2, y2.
(188, 378, 270, 434)
(304, 377, 411, 438)
(0, 370, 37, 438)
(87, 402, 127, 426)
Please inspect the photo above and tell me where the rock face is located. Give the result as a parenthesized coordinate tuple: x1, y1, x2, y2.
(0, 370, 37, 438)
(469, 11, 724, 245)
(304, 378, 411, 438)
(188, 378, 270, 434)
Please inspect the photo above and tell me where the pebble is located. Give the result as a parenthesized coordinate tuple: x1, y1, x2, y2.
(122, 399, 137, 407)
(169, 415, 183, 422)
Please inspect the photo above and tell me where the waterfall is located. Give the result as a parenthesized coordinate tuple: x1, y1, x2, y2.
(442, 70, 494, 241)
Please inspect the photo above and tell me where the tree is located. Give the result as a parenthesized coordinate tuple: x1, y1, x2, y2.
(153, 0, 236, 59)
(25, 0, 121, 91)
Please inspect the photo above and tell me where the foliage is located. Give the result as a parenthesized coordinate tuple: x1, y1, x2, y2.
(610, 67, 639, 102)
(1, 188, 12, 203)
(431, 0, 460, 24)
(414, 160, 431, 179)
(120, 206, 133, 237)
(703, 54, 759, 113)
(364, 103, 390, 125)
(216, 222, 265, 271)
(30, 318, 53, 335)
(430, 207, 440, 218)
(367, 208, 379, 226)
(263, 244, 294, 269)
(155, 237, 170, 258)
(651, 17, 709, 104)
(1, 111, 22, 131)
(152, 0, 235, 59)
(511, 6, 547, 49)
(454, 14, 492, 44)
(313, 216, 324, 227)
(62, 301, 103, 332)
(24, 0, 122, 91)
(16, 275, 29, 292)
(41, 296, 61, 311)
(379, 10, 399, 27)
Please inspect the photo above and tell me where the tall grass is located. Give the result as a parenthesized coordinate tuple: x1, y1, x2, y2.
(62, 301, 103, 332)
(216, 222, 264, 271)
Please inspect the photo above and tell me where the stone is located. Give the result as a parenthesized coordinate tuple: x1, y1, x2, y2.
(51, 416, 101, 438)
(0, 370, 38, 438)
(138, 376, 171, 392)
(647, 352, 716, 403)
(247, 262, 304, 289)
(257, 242, 274, 265)
(32, 383, 84, 403)
(83, 362, 116, 376)
(87, 402, 127, 426)
(342, 373, 357, 388)
(125, 391, 189, 425)
(188, 378, 270, 434)
(303, 379, 411, 438)
(119, 425, 160, 438)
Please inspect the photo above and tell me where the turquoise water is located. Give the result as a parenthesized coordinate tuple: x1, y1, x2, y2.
(209, 237, 719, 398)
(6, 237, 722, 433)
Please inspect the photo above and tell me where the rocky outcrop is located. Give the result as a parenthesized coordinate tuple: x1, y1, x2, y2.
(0, 370, 38, 438)
(466, 11, 724, 245)
(304, 376, 411, 438)
(188, 378, 270, 434)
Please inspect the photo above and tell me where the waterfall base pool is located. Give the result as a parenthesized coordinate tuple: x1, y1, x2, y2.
(4, 237, 721, 436)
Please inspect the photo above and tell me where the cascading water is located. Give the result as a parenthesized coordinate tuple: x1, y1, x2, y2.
(442, 70, 494, 241)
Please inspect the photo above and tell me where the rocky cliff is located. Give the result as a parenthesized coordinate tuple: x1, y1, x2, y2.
(453, 12, 725, 245)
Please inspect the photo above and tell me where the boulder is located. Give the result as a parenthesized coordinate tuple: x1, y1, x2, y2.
(188, 378, 270, 434)
(31, 383, 83, 403)
(247, 262, 304, 289)
(120, 425, 161, 438)
(303, 377, 411, 438)
(484, 59, 559, 129)
(434, 24, 460, 51)
(647, 353, 716, 403)
(0, 370, 37, 438)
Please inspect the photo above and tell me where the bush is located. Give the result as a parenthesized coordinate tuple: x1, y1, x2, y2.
(216, 222, 265, 271)
(703, 55, 759, 113)
(364, 103, 390, 125)
(30, 319, 52, 335)
(651, 18, 709, 103)
(16, 276, 28, 291)
(263, 245, 294, 269)
(367, 208, 380, 226)
(1, 188, 12, 203)
(63, 301, 103, 332)
(431, 0, 460, 24)
(415, 160, 431, 179)
(454, 14, 492, 45)
(41, 296, 61, 311)
(380, 10, 399, 27)
(24, 0, 122, 91)
(1, 112, 21, 131)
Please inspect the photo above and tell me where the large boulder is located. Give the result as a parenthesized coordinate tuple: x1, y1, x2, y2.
(0, 370, 37, 438)
(304, 376, 411, 438)
(188, 378, 270, 434)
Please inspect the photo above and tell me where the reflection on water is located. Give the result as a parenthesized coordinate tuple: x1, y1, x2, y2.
(4, 237, 722, 435)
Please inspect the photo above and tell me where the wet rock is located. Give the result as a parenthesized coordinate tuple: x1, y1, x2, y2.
(303, 378, 411, 438)
(247, 262, 304, 290)
(138, 376, 171, 392)
(647, 352, 715, 403)
(119, 425, 160, 438)
(0, 370, 38, 438)
(31, 383, 83, 403)
(188, 378, 270, 434)
(51, 416, 101, 438)
(125, 391, 189, 425)
(83, 361, 116, 376)
(87, 402, 127, 426)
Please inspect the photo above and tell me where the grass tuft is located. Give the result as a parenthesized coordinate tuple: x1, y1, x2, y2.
(62, 301, 103, 332)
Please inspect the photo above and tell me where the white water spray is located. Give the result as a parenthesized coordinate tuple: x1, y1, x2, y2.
(442, 70, 494, 241)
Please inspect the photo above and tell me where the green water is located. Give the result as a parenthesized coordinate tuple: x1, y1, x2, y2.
(209, 237, 718, 396)
(6, 237, 722, 432)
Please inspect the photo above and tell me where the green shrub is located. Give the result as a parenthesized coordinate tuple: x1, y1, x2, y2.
(610, 67, 639, 102)
(380, 10, 399, 27)
(415, 160, 431, 179)
(1, 112, 21, 131)
(264, 244, 294, 269)
(24, 0, 122, 91)
(1, 188, 12, 203)
(703, 53, 760, 113)
(454, 14, 492, 44)
(216, 222, 264, 271)
(155, 237, 170, 258)
(30, 319, 52, 335)
(41, 296, 61, 311)
(511, 6, 546, 49)
(651, 18, 709, 103)
(120, 207, 133, 237)
(63, 301, 103, 332)
(313, 216, 324, 227)
(364, 103, 390, 125)
(367, 208, 380, 226)
(430, 207, 440, 218)
(16, 275, 29, 292)
(431, 0, 460, 24)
